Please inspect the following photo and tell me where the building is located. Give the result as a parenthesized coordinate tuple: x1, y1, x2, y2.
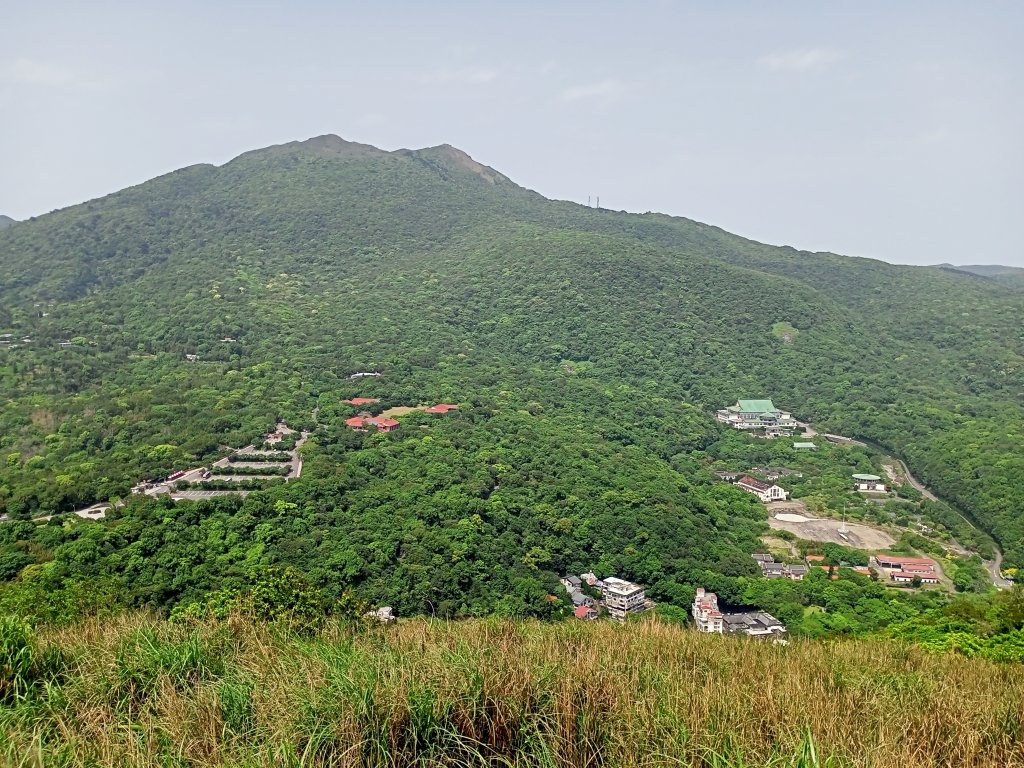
(714, 469, 742, 482)
(344, 397, 380, 406)
(366, 606, 396, 623)
(751, 553, 774, 564)
(735, 475, 789, 503)
(692, 587, 724, 633)
(793, 442, 818, 451)
(715, 399, 797, 437)
(762, 562, 786, 579)
(570, 591, 594, 608)
(350, 372, 382, 379)
(891, 571, 939, 585)
(749, 466, 804, 481)
(722, 612, 787, 637)
(424, 403, 460, 414)
(574, 605, 598, 620)
(852, 474, 887, 493)
(874, 555, 934, 570)
(603, 577, 646, 619)
(346, 416, 400, 432)
(561, 575, 582, 592)
(786, 564, 809, 580)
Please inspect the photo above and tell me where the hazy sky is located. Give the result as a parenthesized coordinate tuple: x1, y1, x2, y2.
(2, 2, 1021, 266)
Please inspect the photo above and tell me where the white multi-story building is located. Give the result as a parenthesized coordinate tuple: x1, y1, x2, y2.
(603, 577, 646, 619)
(692, 587, 724, 633)
(715, 399, 796, 437)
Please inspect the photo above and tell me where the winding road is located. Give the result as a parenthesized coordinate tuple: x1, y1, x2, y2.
(890, 457, 1011, 589)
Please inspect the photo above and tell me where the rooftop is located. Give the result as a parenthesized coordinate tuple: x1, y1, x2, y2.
(852, 473, 882, 481)
(737, 399, 777, 413)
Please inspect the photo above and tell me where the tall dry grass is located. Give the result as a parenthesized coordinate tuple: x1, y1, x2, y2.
(2, 614, 1023, 767)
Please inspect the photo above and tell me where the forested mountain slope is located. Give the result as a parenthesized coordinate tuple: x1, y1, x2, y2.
(1, 134, 1022, 615)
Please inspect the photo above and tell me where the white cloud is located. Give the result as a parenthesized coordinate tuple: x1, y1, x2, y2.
(560, 78, 624, 107)
(758, 48, 843, 73)
(3, 58, 81, 86)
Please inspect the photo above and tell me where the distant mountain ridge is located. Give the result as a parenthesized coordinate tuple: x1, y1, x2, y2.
(936, 262, 1024, 288)
(0, 214, 15, 229)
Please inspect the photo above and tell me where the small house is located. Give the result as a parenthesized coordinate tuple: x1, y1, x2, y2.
(852, 473, 887, 493)
(561, 575, 582, 592)
(574, 605, 598, 620)
(424, 403, 460, 414)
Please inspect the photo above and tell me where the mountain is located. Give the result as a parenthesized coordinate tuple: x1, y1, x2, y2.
(937, 263, 1024, 289)
(0, 214, 15, 229)
(0, 135, 1022, 621)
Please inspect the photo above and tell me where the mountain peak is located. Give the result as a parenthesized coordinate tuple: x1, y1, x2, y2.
(0, 214, 16, 229)
(411, 143, 510, 185)
(232, 134, 385, 163)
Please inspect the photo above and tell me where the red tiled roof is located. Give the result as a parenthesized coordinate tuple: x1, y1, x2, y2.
(424, 403, 460, 413)
(736, 475, 772, 492)
(345, 397, 380, 405)
(345, 417, 366, 428)
(366, 417, 400, 428)
(575, 606, 596, 618)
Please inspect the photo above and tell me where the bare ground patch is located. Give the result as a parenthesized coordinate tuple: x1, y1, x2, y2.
(767, 515, 896, 550)
(382, 406, 420, 418)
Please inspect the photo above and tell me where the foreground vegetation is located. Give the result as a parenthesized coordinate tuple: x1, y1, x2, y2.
(3, 612, 1023, 768)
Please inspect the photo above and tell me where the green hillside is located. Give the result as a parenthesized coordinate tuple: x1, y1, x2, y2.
(937, 263, 1024, 290)
(1, 135, 1023, 624)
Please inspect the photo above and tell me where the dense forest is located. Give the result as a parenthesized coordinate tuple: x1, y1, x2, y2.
(1, 134, 1022, 633)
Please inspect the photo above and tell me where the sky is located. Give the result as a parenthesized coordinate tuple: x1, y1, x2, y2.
(1, 1, 1021, 266)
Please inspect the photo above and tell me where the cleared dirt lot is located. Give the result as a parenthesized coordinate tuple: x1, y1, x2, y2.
(766, 507, 896, 549)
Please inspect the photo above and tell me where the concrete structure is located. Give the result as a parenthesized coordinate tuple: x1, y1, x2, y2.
(891, 571, 939, 584)
(793, 442, 818, 450)
(692, 587, 724, 633)
(723, 611, 787, 637)
(716, 399, 796, 437)
(603, 577, 646, 619)
(735, 475, 789, 503)
(852, 473, 887, 493)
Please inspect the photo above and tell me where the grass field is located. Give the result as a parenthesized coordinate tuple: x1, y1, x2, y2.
(3, 614, 1024, 767)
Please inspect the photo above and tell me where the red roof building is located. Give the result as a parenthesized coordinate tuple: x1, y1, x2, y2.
(344, 397, 380, 406)
(875, 555, 934, 568)
(346, 416, 399, 432)
(574, 605, 598, 620)
(424, 403, 460, 414)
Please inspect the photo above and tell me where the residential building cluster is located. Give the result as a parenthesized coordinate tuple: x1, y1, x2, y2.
(560, 572, 649, 620)
(751, 553, 808, 580)
(692, 587, 787, 638)
(715, 399, 797, 438)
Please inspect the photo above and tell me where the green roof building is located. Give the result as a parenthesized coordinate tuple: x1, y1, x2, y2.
(716, 399, 797, 438)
